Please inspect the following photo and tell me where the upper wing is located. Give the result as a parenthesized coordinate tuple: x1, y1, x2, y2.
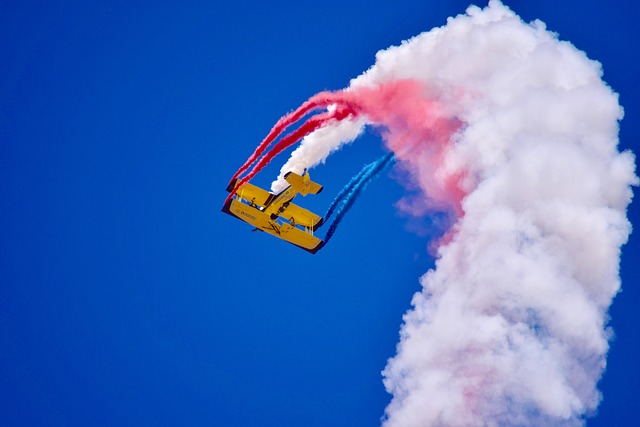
(281, 202, 323, 230)
(235, 182, 273, 208)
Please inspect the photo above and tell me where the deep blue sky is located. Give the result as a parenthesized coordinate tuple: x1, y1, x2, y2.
(1, 1, 638, 426)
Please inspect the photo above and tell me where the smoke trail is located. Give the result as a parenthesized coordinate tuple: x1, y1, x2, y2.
(270, 80, 463, 212)
(323, 152, 395, 244)
(266, 1, 636, 425)
(372, 3, 636, 426)
(225, 105, 356, 204)
(324, 160, 376, 224)
(270, 115, 367, 193)
(230, 92, 359, 183)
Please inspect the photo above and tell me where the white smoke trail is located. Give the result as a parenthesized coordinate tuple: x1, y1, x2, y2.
(271, 115, 366, 193)
(273, 1, 637, 425)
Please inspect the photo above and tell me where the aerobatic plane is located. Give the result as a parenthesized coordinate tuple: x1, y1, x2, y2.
(222, 170, 325, 253)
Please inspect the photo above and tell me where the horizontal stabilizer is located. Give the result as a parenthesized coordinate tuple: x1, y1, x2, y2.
(284, 171, 323, 196)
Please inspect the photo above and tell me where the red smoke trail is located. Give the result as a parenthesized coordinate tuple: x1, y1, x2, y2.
(230, 92, 360, 184)
(229, 79, 464, 227)
(225, 105, 357, 204)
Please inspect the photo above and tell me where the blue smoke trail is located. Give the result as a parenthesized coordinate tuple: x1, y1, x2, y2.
(323, 162, 376, 224)
(323, 152, 395, 244)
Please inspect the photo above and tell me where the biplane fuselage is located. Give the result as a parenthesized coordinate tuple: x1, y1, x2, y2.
(222, 171, 325, 253)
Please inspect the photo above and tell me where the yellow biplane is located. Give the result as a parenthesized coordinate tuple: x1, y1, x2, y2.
(222, 170, 325, 253)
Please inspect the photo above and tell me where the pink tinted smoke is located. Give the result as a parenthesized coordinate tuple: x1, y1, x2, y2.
(346, 80, 465, 216)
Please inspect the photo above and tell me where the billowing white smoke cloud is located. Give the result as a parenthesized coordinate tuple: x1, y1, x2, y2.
(275, 1, 637, 425)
